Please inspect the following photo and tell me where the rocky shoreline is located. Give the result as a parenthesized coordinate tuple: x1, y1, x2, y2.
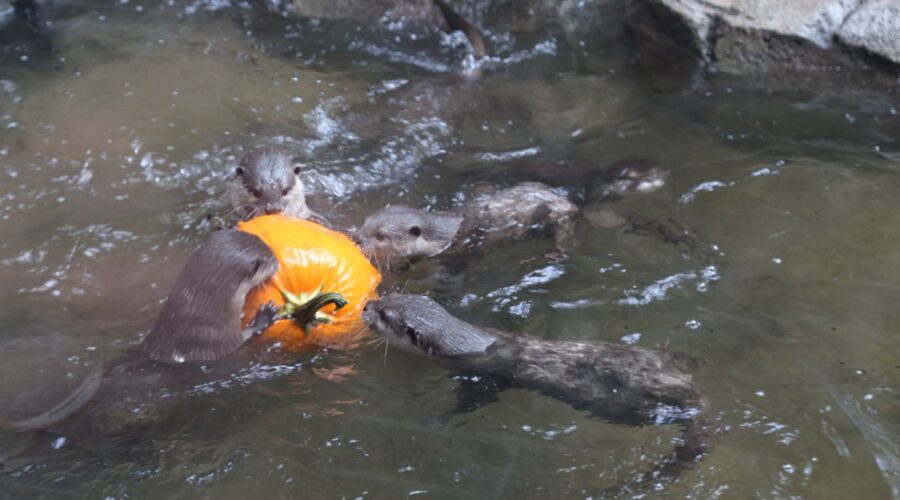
(626, 0, 900, 75)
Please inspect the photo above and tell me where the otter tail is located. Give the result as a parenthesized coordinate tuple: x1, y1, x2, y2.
(1, 367, 102, 432)
(606, 414, 710, 497)
(432, 0, 486, 58)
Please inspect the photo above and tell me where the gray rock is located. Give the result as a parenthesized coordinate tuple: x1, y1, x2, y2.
(837, 0, 900, 64)
(626, 0, 900, 74)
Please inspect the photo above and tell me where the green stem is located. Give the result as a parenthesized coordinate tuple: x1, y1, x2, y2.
(280, 288, 348, 327)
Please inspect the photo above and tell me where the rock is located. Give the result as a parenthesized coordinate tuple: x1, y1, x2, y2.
(626, 0, 900, 74)
(286, 0, 436, 23)
(837, 0, 900, 64)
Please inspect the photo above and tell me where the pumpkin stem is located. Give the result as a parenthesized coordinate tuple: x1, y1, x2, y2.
(279, 286, 349, 326)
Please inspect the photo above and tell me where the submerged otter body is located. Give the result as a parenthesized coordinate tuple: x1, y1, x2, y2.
(589, 159, 669, 202)
(364, 294, 709, 491)
(356, 182, 577, 270)
(7, 230, 281, 435)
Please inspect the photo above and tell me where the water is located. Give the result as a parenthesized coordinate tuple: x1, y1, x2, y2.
(1, 0, 898, 498)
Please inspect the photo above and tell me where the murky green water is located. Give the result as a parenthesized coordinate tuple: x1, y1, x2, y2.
(0, 1, 898, 498)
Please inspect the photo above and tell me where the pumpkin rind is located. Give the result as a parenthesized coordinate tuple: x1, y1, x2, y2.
(238, 215, 381, 349)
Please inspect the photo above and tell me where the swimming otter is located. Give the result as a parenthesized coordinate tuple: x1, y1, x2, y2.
(580, 160, 723, 264)
(356, 182, 577, 269)
(589, 159, 669, 202)
(228, 149, 327, 224)
(5, 229, 282, 434)
(433, 0, 486, 59)
(363, 293, 709, 493)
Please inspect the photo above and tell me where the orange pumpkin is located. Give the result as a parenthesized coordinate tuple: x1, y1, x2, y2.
(237, 214, 381, 350)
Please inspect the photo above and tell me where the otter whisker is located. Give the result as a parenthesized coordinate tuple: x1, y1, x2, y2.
(349, 324, 370, 343)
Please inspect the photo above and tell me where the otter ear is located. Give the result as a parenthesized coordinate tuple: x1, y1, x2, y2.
(409, 226, 422, 237)
(290, 156, 304, 175)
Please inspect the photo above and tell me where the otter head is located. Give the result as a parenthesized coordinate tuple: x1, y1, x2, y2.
(242, 243, 280, 290)
(601, 160, 669, 197)
(230, 149, 308, 220)
(363, 294, 495, 357)
(355, 206, 463, 262)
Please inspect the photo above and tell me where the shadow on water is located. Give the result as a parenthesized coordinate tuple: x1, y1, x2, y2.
(0, 0, 898, 497)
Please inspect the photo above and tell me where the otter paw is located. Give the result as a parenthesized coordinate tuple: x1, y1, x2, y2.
(250, 301, 281, 334)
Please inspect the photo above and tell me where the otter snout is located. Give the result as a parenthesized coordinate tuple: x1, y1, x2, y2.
(362, 299, 382, 329)
(262, 197, 284, 215)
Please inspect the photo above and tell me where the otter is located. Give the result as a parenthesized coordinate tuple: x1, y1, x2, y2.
(228, 149, 327, 224)
(138, 229, 280, 363)
(433, 0, 486, 59)
(5, 229, 281, 434)
(589, 159, 669, 202)
(363, 293, 709, 493)
(356, 182, 577, 270)
(581, 160, 723, 263)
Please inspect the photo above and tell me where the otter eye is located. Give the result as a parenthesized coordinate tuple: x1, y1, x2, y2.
(293, 166, 302, 175)
(409, 226, 422, 237)
(404, 327, 418, 343)
(281, 187, 290, 196)
(235, 166, 245, 177)
(375, 232, 385, 242)
(250, 189, 262, 198)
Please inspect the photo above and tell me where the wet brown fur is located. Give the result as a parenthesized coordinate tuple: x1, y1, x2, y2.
(364, 294, 710, 494)
(356, 182, 578, 270)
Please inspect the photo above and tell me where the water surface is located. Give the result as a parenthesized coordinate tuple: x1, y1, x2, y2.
(0, 1, 898, 498)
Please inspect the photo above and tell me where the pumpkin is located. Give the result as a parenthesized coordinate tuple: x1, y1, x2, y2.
(237, 214, 381, 350)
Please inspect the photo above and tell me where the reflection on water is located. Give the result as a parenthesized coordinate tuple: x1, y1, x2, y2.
(1, 0, 899, 498)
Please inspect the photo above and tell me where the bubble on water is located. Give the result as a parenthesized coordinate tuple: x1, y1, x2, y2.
(487, 265, 565, 314)
(755, 390, 766, 397)
(51, 437, 67, 450)
(479, 146, 541, 162)
(751, 167, 779, 177)
(680, 180, 732, 203)
(508, 301, 532, 317)
(619, 266, 720, 306)
(685, 319, 701, 330)
(621, 333, 641, 344)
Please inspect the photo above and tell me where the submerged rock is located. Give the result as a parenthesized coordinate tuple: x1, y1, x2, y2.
(626, 0, 900, 74)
